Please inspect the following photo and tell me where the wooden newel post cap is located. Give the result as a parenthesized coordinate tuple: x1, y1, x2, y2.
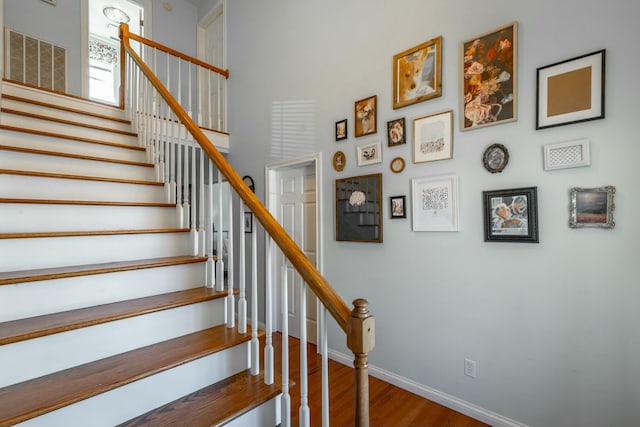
(347, 299, 375, 355)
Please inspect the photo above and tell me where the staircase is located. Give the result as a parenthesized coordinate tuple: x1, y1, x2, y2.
(0, 81, 280, 426)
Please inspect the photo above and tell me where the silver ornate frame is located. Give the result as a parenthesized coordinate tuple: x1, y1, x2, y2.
(569, 186, 616, 229)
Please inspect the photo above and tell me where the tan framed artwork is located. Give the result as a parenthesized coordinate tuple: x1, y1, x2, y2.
(536, 50, 605, 129)
(412, 110, 453, 164)
(393, 36, 442, 109)
(461, 22, 517, 130)
(354, 95, 377, 137)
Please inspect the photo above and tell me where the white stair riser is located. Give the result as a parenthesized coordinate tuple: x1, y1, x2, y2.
(0, 203, 178, 233)
(1, 98, 133, 133)
(0, 174, 166, 203)
(2, 82, 127, 120)
(0, 263, 206, 322)
(15, 342, 250, 427)
(0, 113, 138, 146)
(0, 232, 191, 271)
(0, 299, 227, 388)
(0, 150, 157, 181)
(226, 397, 281, 427)
(0, 129, 146, 162)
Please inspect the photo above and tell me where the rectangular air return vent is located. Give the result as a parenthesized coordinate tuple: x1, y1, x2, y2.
(5, 28, 67, 92)
(543, 138, 591, 171)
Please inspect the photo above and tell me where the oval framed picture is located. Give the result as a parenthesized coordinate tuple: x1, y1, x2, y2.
(390, 157, 405, 173)
(482, 143, 509, 173)
(333, 151, 346, 171)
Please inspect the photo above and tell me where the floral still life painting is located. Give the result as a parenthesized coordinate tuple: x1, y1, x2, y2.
(354, 95, 377, 137)
(461, 22, 517, 130)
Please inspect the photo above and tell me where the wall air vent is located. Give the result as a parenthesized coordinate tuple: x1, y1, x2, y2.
(543, 138, 591, 171)
(5, 28, 67, 93)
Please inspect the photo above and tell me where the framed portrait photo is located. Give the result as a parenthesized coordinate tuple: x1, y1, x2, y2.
(411, 173, 459, 231)
(389, 195, 407, 219)
(335, 119, 347, 141)
(483, 187, 538, 243)
(461, 22, 517, 131)
(569, 186, 615, 229)
(244, 212, 253, 233)
(335, 173, 383, 243)
(393, 36, 442, 109)
(356, 141, 382, 166)
(412, 110, 453, 164)
(536, 49, 605, 130)
(387, 118, 406, 147)
(354, 95, 377, 137)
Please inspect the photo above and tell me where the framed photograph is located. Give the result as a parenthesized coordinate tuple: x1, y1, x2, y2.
(569, 186, 615, 229)
(356, 141, 382, 166)
(354, 95, 377, 137)
(393, 36, 442, 109)
(332, 150, 346, 172)
(390, 157, 405, 174)
(412, 110, 453, 164)
(387, 118, 406, 147)
(536, 49, 605, 130)
(411, 173, 459, 231)
(482, 187, 538, 243)
(461, 22, 517, 130)
(335, 173, 383, 243)
(244, 212, 253, 233)
(389, 195, 407, 219)
(335, 119, 347, 141)
(482, 143, 509, 173)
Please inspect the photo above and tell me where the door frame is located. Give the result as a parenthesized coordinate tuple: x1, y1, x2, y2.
(265, 152, 323, 344)
(80, 0, 152, 100)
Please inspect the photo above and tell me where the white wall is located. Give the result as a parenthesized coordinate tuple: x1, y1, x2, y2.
(224, 1, 640, 426)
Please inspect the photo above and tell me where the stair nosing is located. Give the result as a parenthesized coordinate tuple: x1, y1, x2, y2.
(0, 197, 174, 207)
(1, 107, 138, 137)
(0, 228, 189, 240)
(0, 169, 164, 186)
(2, 94, 132, 125)
(0, 125, 145, 151)
(0, 325, 252, 426)
(0, 144, 153, 167)
(0, 255, 210, 286)
(0, 287, 232, 345)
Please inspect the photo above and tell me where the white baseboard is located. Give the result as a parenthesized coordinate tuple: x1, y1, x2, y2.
(327, 349, 528, 427)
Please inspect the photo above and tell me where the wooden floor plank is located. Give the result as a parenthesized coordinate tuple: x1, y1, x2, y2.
(0, 287, 230, 345)
(0, 255, 208, 286)
(0, 325, 251, 426)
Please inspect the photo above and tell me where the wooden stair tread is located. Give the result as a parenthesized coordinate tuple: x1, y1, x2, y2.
(0, 325, 252, 426)
(118, 370, 281, 427)
(0, 227, 189, 240)
(0, 287, 232, 345)
(0, 169, 163, 186)
(1, 107, 137, 137)
(0, 255, 208, 286)
(0, 144, 153, 167)
(0, 124, 145, 151)
(1, 94, 132, 125)
(0, 197, 174, 207)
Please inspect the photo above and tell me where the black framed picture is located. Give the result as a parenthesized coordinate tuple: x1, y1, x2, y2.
(389, 195, 406, 219)
(244, 212, 253, 233)
(482, 187, 538, 243)
(335, 119, 347, 141)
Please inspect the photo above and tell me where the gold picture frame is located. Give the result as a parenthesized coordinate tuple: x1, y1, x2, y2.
(393, 36, 442, 110)
(354, 95, 377, 137)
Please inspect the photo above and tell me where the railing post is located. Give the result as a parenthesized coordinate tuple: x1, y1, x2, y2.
(347, 299, 375, 427)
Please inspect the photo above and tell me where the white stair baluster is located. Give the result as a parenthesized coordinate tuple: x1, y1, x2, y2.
(281, 261, 291, 427)
(190, 144, 198, 255)
(237, 202, 247, 334)
(176, 144, 184, 227)
(226, 192, 235, 328)
(250, 222, 258, 374)
(299, 282, 310, 427)
(206, 161, 215, 288)
(215, 169, 224, 292)
(198, 148, 206, 256)
(264, 236, 274, 385)
(321, 307, 330, 427)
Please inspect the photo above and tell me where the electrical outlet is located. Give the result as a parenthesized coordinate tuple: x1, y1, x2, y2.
(464, 358, 477, 378)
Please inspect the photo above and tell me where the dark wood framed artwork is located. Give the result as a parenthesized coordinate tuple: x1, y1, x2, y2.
(335, 173, 382, 242)
(536, 49, 605, 129)
(483, 186, 538, 243)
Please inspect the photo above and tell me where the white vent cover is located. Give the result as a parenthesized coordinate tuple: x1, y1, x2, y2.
(5, 29, 67, 92)
(543, 138, 591, 171)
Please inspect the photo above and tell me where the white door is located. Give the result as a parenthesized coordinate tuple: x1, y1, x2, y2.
(271, 163, 318, 343)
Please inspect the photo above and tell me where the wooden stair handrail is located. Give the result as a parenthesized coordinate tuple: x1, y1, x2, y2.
(120, 23, 350, 332)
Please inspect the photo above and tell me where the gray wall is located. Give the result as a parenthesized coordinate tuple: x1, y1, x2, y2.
(224, 1, 640, 426)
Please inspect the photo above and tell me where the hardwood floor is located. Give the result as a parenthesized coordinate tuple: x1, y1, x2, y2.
(265, 333, 489, 427)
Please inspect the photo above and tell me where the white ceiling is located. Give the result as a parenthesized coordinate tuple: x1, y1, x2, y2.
(89, 0, 144, 42)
